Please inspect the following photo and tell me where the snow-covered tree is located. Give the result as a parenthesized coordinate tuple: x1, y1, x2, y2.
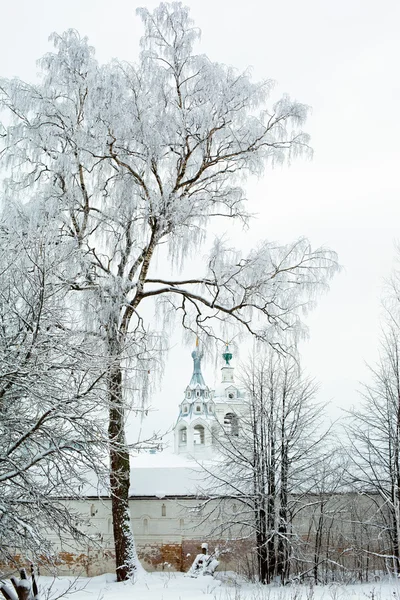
(0, 205, 106, 571)
(300, 451, 349, 583)
(0, 3, 338, 580)
(347, 315, 400, 574)
(202, 352, 329, 583)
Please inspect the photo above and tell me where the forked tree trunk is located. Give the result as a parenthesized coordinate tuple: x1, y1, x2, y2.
(108, 358, 135, 581)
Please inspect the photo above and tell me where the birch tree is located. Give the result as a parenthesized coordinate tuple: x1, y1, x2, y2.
(0, 3, 338, 580)
(0, 204, 107, 570)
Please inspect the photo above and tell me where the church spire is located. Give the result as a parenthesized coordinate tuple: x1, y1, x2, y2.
(189, 341, 206, 388)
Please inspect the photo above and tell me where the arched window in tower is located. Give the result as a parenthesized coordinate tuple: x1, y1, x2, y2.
(187, 391, 191, 399)
(183, 404, 189, 414)
(224, 412, 239, 436)
(179, 427, 187, 444)
(193, 424, 205, 445)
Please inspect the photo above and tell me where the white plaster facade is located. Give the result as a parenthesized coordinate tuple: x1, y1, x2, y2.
(47, 493, 243, 575)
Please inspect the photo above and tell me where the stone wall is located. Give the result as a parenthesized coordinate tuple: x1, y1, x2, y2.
(1, 493, 394, 579)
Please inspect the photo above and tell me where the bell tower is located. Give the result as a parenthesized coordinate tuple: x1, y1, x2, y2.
(221, 344, 234, 384)
(174, 341, 216, 458)
(174, 342, 247, 458)
(212, 344, 246, 436)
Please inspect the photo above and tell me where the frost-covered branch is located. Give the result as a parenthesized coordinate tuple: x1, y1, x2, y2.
(0, 207, 108, 570)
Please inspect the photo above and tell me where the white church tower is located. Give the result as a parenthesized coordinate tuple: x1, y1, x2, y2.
(212, 344, 247, 435)
(174, 342, 246, 459)
(174, 341, 216, 458)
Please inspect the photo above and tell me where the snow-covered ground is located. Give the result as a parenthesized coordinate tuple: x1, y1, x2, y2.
(29, 572, 400, 600)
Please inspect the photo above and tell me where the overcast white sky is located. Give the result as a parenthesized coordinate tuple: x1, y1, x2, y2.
(1, 0, 399, 440)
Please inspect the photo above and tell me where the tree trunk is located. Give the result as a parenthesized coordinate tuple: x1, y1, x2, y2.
(266, 386, 276, 583)
(108, 358, 135, 581)
(277, 499, 288, 582)
(313, 505, 324, 585)
(394, 386, 400, 574)
(277, 410, 289, 582)
(390, 503, 400, 574)
(266, 464, 276, 582)
(256, 516, 268, 583)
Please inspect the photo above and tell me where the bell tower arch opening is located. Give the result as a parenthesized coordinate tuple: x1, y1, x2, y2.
(193, 424, 205, 445)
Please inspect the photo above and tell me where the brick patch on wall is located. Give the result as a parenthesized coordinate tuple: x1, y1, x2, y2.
(0, 539, 252, 577)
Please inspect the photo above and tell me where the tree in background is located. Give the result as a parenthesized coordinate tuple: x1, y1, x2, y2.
(0, 3, 338, 580)
(0, 204, 107, 571)
(203, 351, 329, 583)
(301, 452, 349, 583)
(347, 312, 400, 574)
